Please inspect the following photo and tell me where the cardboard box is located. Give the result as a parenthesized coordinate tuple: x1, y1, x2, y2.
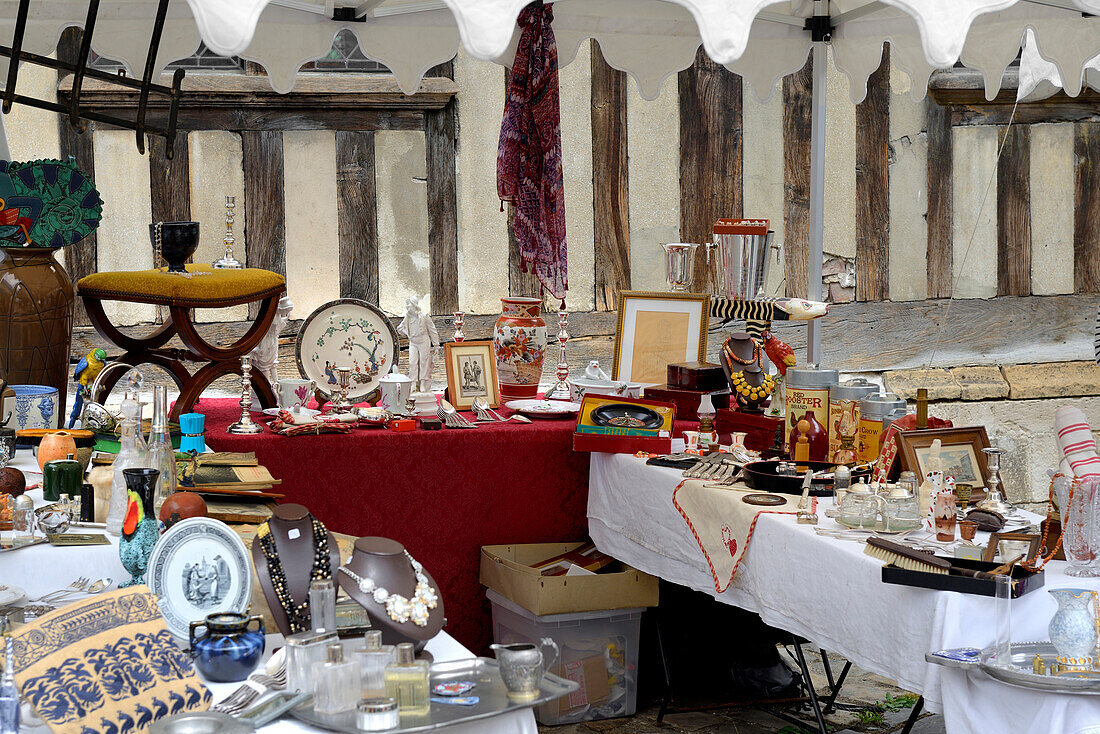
(572, 394, 675, 454)
(481, 542, 659, 616)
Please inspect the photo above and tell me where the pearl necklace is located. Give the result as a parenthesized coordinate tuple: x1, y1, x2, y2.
(339, 551, 438, 627)
(256, 517, 332, 634)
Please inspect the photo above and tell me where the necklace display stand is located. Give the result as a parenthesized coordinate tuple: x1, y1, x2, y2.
(252, 503, 341, 636)
(336, 536, 445, 651)
(716, 331, 785, 456)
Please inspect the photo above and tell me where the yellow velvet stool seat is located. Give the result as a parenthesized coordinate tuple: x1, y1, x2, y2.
(77, 264, 285, 308)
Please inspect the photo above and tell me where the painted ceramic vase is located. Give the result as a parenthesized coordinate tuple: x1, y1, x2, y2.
(493, 297, 547, 401)
(37, 430, 76, 471)
(0, 249, 74, 419)
(189, 612, 266, 682)
(1048, 588, 1098, 666)
(120, 468, 160, 588)
(11, 384, 58, 431)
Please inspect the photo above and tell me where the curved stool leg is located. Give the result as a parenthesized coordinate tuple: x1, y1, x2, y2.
(172, 359, 276, 422)
(83, 297, 177, 351)
(170, 293, 281, 362)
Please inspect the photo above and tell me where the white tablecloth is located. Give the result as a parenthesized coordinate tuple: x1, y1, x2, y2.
(1, 449, 536, 734)
(588, 452, 1100, 734)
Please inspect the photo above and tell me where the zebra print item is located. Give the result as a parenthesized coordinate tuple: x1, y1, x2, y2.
(1095, 304, 1100, 364)
(711, 297, 776, 339)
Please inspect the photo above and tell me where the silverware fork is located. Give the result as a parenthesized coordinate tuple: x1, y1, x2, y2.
(211, 657, 287, 715)
(31, 577, 88, 603)
(438, 399, 475, 428)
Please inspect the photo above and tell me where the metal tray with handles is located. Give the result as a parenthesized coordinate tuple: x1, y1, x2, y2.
(290, 657, 579, 733)
(979, 642, 1100, 695)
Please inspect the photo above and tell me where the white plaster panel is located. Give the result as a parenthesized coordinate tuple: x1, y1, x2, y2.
(824, 57, 856, 261)
(283, 130, 339, 319)
(560, 41, 595, 311)
(952, 125, 998, 299)
(376, 130, 429, 317)
(2, 57, 60, 162)
(742, 85, 786, 299)
(188, 130, 248, 322)
(1029, 122, 1075, 296)
(93, 129, 154, 325)
(887, 66, 928, 302)
(455, 49, 509, 315)
(626, 62, 678, 294)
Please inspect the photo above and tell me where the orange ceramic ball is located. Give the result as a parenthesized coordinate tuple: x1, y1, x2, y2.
(0, 466, 26, 497)
(159, 491, 207, 527)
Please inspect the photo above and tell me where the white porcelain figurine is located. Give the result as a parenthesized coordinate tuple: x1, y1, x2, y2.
(251, 295, 293, 403)
(397, 296, 440, 392)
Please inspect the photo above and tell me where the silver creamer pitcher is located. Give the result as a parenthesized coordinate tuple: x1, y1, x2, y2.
(490, 638, 560, 700)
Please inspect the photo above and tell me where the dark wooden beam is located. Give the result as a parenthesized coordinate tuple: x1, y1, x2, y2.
(782, 57, 812, 300)
(679, 47, 743, 294)
(56, 27, 96, 326)
(242, 131, 286, 317)
(996, 124, 1031, 296)
(1074, 121, 1100, 293)
(855, 46, 890, 302)
(926, 97, 953, 299)
(591, 41, 631, 311)
(426, 99, 459, 315)
(335, 131, 379, 304)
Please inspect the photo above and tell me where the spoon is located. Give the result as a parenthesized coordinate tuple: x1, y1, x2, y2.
(49, 577, 113, 603)
(473, 397, 532, 424)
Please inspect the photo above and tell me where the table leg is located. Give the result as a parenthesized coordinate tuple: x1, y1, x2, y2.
(822, 658, 852, 715)
(791, 640, 829, 734)
(653, 619, 673, 724)
(899, 695, 924, 734)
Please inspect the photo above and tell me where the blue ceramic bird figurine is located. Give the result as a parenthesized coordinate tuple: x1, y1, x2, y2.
(69, 348, 107, 428)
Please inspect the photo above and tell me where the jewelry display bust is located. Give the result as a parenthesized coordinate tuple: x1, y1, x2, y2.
(337, 537, 445, 650)
(251, 503, 341, 636)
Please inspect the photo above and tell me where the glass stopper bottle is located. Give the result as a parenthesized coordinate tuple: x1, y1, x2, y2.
(0, 636, 18, 734)
(312, 642, 358, 715)
(309, 578, 336, 633)
(107, 390, 149, 536)
(384, 642, 430, 714)
(354, 630, 396, 699)
(148, 385, 177, 515)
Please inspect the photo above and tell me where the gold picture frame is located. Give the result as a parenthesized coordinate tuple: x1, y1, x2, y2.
(896, 426, 991, 485)
(444, 340, 500, 410)
(611, 291, 710, 384)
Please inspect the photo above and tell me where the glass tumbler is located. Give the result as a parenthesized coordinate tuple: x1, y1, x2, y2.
(1059, 476, 1100, 577)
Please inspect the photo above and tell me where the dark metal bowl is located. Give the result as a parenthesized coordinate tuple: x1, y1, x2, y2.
(741, 460, 872, 496)
(150, 221, 199, 273)
(590, 403, 663, 429)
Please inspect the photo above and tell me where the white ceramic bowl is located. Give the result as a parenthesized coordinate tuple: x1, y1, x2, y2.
(567, 378, 644, 402)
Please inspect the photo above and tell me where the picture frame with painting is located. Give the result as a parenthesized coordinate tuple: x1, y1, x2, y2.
(896, 426, 991, 485)
(444, 340, 500, 410)
(611, 291, 710, 384)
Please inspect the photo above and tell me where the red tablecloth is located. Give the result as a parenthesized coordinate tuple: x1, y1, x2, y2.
(195, 397, 589, 652)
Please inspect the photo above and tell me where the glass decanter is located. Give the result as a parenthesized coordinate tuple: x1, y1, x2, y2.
(106, 388, 149, 536)
(148, 385, 177, 516)
(1058, 475, 1100, 577)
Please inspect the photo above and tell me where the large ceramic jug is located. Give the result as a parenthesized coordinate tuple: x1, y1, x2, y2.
(1048, 588, 1098, 667)
(493, 297, 547, 402)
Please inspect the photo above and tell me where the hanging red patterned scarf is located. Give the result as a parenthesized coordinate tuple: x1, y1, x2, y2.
(497, 2, 567, 301)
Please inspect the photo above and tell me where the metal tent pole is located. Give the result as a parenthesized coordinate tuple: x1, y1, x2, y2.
(806, 35, 828, 365)
(0, 114, 10, 161)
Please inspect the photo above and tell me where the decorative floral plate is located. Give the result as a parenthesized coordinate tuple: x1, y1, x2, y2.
(261, 407, 320, 419)
(146, 517, 252, 640)
(505, 399, 581, 417)
(295, 298, 399, 404)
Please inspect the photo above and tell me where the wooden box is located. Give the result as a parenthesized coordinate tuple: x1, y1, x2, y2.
(667, 361, 727, 392)
(642, 385, 731, 421)
(716, 408, 784, 454)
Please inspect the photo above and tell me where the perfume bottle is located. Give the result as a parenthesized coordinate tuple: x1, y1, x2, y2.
(312, 643, 358, 714)
(309, 578, 336, 633)
(354, 630, 396, 698)
(148, 385, 177, 515)
(107, 390, 149, 536)
(384, 642, 429, 714)
(1, 636, 18, 734)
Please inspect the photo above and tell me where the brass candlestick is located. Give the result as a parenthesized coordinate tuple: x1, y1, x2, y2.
(544, 305, 572, 401)
(226, 355, 264, 434)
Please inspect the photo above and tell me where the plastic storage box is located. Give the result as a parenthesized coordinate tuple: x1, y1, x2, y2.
(486, 588, 642, 725)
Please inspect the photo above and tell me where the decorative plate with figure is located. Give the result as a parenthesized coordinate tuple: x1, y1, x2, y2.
(295, 298, 400, 403)
(147, 517, 252, 640)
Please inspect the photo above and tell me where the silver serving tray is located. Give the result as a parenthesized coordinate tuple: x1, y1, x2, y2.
(979, 642, 1100, 695)
(291, 657, 579, 733)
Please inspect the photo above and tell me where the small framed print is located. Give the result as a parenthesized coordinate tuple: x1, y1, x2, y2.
(444, 340, 500, 410)
(612, 291, 710, 384)
(896, 426, 991, 484)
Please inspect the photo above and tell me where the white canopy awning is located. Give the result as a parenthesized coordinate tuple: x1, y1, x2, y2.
(1, 0, 1099, 102)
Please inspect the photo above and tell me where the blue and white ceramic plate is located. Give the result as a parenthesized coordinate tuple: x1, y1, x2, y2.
(147, 517, 252, 641)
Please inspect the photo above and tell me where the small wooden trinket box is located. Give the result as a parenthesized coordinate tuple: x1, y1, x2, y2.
(667, 361, 727, 392)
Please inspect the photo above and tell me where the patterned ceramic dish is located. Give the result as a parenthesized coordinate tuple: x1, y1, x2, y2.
(0, 584, 25, 606)
(504, 399, 581, 418)
(147, 517, 253, 641)
(295, 299, 399, 405)
(11, 384, 58, 430)
(260, 407, 320, 420)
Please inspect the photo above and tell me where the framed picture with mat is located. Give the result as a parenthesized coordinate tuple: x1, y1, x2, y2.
(443, 340, 499, 410)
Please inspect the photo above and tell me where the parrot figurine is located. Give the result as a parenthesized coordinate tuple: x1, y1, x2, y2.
(761, 330, 796, 376)
(69, 348, 107, 428)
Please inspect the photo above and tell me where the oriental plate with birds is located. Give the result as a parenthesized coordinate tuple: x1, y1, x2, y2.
(147, 517, 252, 640)
(296, 299, 399, 403)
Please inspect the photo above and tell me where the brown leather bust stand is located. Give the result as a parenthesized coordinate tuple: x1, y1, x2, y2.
(721, 333, 766, 385)
(252, 503, 341, 636)
(336, 537, 445, 652)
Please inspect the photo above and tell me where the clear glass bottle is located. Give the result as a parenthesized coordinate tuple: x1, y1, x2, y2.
(312, 642, 359, 715)
(285, 629, 338, 694)
(309, 578, 336, 633)
(0, 636, 19, 734)
(11, 495, 34, 547)
(106, 391, 149, 536)
(354, 630, 396, 699)
(384, 642, 429, 715)
(148, 385, 177, 515)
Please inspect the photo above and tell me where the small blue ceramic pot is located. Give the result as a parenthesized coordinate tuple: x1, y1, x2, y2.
(190, 612, 266, 682)
(11, 385, 58, 430)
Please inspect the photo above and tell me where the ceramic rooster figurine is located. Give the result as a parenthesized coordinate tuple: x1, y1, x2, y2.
(761, 330, 796, 376)
(69, 348, 107, 428)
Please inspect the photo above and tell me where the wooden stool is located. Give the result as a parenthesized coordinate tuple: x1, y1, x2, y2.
(77, 264, 285, 421)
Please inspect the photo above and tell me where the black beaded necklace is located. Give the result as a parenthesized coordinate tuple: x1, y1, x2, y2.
(256, 516, 332, 633)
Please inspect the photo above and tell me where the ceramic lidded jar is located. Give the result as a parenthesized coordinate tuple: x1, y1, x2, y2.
(493, 297, 547, 402)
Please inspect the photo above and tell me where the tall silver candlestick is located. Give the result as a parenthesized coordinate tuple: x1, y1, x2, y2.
(544, 305, 572, 401)
(213, 195, 244, 269)
(330, 367, 355, 413)
(227, 355, 264, 434)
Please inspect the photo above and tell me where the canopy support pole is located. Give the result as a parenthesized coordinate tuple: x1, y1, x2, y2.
(807, 39, 827, 365)
(0, 114, 10, 161)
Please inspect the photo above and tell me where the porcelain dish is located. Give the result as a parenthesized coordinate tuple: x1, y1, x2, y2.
(504, 400, 581, 417)
(295, 299, 400, 404)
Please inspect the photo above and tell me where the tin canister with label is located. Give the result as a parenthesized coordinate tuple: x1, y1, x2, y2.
(857, 392, 908, 462)
(784, 367, 839, 452)
(829, 378, 878, 462)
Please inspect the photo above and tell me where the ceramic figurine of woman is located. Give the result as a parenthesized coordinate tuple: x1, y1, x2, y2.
(119, 468, 160, 587)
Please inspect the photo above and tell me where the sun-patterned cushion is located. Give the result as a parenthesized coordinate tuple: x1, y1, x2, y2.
(77, 264, 284, 308)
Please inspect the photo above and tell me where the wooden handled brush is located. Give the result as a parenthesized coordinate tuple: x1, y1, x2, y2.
(865, 538, 1019, 581)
